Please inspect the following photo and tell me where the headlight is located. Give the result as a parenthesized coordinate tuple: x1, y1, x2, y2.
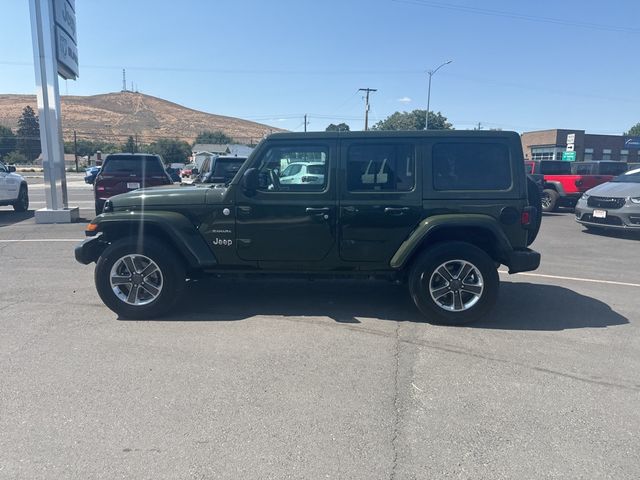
(630, 197, 640, 204)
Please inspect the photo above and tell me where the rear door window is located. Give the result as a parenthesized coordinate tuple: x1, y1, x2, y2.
(347, 143, 415, 192)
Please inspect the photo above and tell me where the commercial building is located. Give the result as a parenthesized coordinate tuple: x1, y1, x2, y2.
(521, 129, 640, 163)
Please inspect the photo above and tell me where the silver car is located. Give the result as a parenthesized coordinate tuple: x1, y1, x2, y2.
(575, 168, 640, 230)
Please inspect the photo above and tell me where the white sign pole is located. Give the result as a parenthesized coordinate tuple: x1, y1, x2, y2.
(29, 0, 78, 223)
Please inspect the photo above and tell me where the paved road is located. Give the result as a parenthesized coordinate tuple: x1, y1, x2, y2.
(0, 181, 638, 479)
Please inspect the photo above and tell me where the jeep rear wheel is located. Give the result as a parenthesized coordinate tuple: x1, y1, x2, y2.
(13, 185, 28, 212)
(408, 242, 499, 325)
(541, 189, 559, 213)
(95, 237, 185, 319)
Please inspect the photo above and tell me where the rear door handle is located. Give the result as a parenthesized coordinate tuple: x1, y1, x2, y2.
(306, 207, 331, 214)
(384, 207, 410, 215)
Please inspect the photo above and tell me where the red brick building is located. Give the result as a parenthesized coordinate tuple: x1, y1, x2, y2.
(520, 129, 640, 163)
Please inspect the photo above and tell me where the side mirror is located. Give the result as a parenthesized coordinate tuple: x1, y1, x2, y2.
(242, 168, 259, 192)
(191, 168, 199, 175)
(8, 165, 16, 173)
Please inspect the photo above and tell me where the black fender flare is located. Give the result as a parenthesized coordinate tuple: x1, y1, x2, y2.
(91, 211, 217, 269)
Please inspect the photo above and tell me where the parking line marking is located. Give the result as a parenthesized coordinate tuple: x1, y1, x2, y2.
(0, 239, 81, 242)
(499, 270, 640, 288)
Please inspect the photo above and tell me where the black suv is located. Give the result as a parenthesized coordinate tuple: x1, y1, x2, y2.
(192, 155, 247, 184)
(76, 131, 541, 325)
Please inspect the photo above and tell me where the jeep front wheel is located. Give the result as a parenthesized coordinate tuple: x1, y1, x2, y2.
(94, 237, 185, 319)
(408, 242, 499, 325)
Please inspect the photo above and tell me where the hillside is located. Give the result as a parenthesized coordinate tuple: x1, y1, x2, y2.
(0, 91, 284, 144)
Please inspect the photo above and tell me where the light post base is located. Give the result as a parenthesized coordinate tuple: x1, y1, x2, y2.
(35, 207, 80, 224)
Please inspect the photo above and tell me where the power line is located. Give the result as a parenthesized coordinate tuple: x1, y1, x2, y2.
(392, 0, 640, 34)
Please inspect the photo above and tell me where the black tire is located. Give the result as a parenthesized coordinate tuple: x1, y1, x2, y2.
(12, 185, 29, 212)
(408, 242, 499, 325)
(541, 189, 559, 213)
(526, 177, 542, 245)
(94, 237, 185, 319)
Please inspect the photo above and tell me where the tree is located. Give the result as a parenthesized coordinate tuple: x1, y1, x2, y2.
(3, 151, 28, 165)
(148, 139, 191, 164)
(371, 109, 452, 131)
(64, 139, 119, 157)
(624, 122, 640, 136)
(0, 125, 17, 158)
(325, 123, 350, 132)
(195, 130, 233, 145)
(123, 135, 137, 153)
(16, 106, 41, 162)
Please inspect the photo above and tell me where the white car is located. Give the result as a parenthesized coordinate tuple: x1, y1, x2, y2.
(279, 162, 325, 185)
(0, 160, 29, 212)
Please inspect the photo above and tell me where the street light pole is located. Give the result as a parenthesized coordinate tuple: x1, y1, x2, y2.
(425, 60, 452, 130)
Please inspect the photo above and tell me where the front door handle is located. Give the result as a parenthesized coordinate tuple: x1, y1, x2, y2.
(305, 207, 331, 214)
(384, 207, 410, 215)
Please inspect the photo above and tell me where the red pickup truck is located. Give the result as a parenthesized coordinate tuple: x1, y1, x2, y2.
(525, 160, 621, 212)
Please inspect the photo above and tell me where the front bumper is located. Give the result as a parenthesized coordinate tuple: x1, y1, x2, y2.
(74, 235, 107, 265)
(575, 203, 640, 230)
(505, 248, 541, 274)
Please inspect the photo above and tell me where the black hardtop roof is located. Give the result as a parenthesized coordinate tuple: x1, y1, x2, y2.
(266, 130, 520, 141)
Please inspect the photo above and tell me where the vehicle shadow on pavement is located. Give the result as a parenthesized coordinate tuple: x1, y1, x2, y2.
(158, 278, 419, 324)
(580, 227, 640, 241)
(143, 278, 628, 331)
(475, 282, 629, 330)
(0, 209, 35, 227)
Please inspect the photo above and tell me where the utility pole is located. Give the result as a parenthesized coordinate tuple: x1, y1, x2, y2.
(476, 122, 483, 130)
(74, 129, 78, 172)
(304, 114, 308, 133)
(359, 88, 377, 131)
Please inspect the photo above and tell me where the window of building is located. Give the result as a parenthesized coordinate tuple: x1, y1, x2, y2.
(531, 147, 557, 161)
(584, 148, 594, 161)
(433, 143, 511, 191)
(347, 143, 414, 192)
(621, 149, 629, 162)
(602, 149, 612, 161)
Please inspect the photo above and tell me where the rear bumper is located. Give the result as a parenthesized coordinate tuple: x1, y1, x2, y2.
(74, 235, 107, 265)
(505, 248, 540, 274)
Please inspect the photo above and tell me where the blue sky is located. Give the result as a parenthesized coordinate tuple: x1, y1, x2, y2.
(1, 0, 639, 135)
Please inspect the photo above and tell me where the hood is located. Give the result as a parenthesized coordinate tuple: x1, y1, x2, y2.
(587, 181, 640, 198)
(109, 183, 228, 208)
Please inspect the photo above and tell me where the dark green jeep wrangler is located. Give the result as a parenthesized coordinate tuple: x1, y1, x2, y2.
(75, 131, 541, 325)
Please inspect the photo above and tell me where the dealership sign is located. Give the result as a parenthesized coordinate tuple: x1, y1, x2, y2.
(53, 0, 78, 79)
(625, 137, 640, 148)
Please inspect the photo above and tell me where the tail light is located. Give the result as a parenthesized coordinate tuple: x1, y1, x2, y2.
(521, 210, 531, 225)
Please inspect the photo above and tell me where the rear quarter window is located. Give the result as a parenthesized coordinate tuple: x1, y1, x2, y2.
(433, 143, 511, 190)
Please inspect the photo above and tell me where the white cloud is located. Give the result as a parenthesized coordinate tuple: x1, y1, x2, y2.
(397, 96, 412, 104)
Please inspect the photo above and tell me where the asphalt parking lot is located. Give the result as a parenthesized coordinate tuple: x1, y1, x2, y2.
(1, 175, 639, 479)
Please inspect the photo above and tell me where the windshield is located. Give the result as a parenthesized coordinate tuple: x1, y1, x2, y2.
(206, 159, 245, 183)
(611, 169, 640, 183)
